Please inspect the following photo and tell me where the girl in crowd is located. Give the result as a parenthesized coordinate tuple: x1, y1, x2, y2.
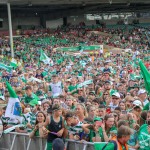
(119, 101, 126, 112)
(29, 111, 47, 138)
(44, 104, 64, 150)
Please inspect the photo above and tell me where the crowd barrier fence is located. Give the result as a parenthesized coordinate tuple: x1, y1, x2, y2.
(0, 132, 107, 150)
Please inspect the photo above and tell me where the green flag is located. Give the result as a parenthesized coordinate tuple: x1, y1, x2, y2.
(139, 60, 150, 95)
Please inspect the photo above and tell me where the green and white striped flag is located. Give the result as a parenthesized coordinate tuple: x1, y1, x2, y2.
(77, 79, 93, 89)
(5, 82, 22, 120)
(0, 63, 12, 72)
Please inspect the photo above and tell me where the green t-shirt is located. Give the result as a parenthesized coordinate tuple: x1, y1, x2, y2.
(89, 126, 117, 142)
(34, 129, 40, 136)
(68, 85, 78, 94)
(24, 93, 39, 104)
(98, 126, 117, 142)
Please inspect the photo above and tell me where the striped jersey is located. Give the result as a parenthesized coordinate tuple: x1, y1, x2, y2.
(1, 114, 20, 126)
(68, 121, 83, 135)
(22, 112, 37, 132)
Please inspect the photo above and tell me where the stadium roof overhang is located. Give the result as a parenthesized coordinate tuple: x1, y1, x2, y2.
(1, 0, 150, 5)
(0, 0, 150, 17)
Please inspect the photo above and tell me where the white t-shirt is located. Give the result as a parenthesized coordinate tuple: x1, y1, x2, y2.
(49, 81, 63, 96)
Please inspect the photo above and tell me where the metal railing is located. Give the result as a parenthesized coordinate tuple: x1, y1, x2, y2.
(0, 132, 107, 150)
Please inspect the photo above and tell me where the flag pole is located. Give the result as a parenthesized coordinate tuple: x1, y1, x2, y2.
(7, 3, 14, 58)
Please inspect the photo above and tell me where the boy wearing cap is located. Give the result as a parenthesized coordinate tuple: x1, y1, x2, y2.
(109, 92, 121, 111)
(138, 89, 149, 106)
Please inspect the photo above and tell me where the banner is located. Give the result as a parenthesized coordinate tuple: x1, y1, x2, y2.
(57, 45, 103, 52)
(28, 77, 43, 83)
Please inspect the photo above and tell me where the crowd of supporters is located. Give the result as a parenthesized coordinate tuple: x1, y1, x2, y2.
(0, 24, 150, 150)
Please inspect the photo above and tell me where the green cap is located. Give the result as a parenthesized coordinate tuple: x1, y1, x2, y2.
(93, 117, 102, 122)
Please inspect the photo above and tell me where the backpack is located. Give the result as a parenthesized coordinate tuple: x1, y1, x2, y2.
(102, 140, 117, 150)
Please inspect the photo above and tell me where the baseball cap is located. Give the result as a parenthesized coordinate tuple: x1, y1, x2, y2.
(52, 104, 61, 111)
(105, 80, 111, 84)
(93, 117, 102, 122)
(29, 100, 39, 107)
(112, 92, 120, 98)
(133, 100, 143, 109)
(138, 89, 146, 95)
(89, 91, 95, 95)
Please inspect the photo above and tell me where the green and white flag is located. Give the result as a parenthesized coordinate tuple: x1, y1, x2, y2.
(28, 77, 43, 83)
(0, 63, 12, 72)
(5, 82, 22, 120)
(40, 49, 53, 65)
(4, 124, 25, 134)
(138, 124, 150, 150)
(10, 58, 18, 68)
(77, 79, 93, 89)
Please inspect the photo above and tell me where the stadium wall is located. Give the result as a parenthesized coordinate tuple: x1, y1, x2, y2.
(0, 16, 40, 30)
(1, 15, 150, 30)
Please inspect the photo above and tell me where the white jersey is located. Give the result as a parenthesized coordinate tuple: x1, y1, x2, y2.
(49, 81, 63, 96)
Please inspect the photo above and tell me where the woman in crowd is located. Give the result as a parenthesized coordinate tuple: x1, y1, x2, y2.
(75, 103, 88, 122)
(29, 111, 47, 138)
